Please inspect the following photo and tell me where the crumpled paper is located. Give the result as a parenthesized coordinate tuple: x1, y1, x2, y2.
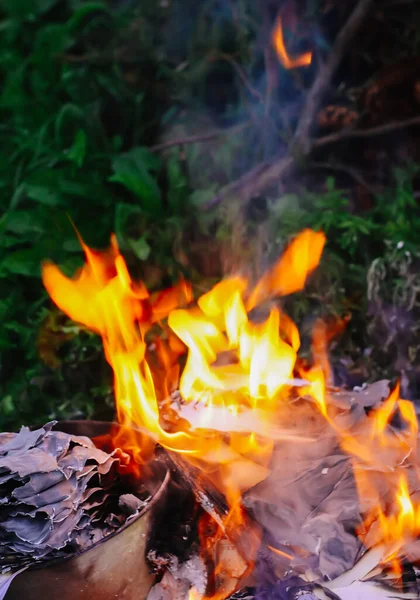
(230, 577, 341, 600)
(147, 554, 207, 600)
(243, 382, 395, 582)
(0, 421, 144, 598)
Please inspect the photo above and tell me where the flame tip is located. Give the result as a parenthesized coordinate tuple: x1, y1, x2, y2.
(41, 224, 420, 589)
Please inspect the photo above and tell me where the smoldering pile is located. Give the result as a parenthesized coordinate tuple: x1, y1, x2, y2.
(0, 422, 148, 596)
(147, 380, 420, 600)
(236, 378, 420, 599)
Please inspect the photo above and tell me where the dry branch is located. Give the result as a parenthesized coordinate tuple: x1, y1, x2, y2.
(202, 159, 285, 212)
(202, 0, 378, 211)
(316, 115, 420, 143)
(202, 116, 420, 211)
(157, 446, 229, 527)
(149, 122, 250, 153)
(292, 0, 376, 154)
(310, 161, 377, 194)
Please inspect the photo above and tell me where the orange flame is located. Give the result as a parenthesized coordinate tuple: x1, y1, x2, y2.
(247, 229, 325, 311)
(272, 17, 312, 70)
(345, 382, 420, 561)
(291, 292, 420, 572)
(42, 229, 325, 596)
(41, 226, 420, 592)
(340, 381, 418, 468)
(379, 474, 420, 547)
(304, 344, 420, 566)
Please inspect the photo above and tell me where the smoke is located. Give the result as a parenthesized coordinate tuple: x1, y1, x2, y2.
(158, 0, 319, 181)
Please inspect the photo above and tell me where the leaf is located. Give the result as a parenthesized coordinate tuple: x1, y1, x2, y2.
(62, 237, 84, 253)
(0, 248, 43, 277)
(32, 24, 70, 65)
(1, 0, 57, 18)
(0, 61, 28, 110)
(67, 130, 87, 168)
(9, 183, 27, 210)
(23, 168, 97, 205)
(54, 104, 84, 144)
(128, 236, 151, 261)
(110, 148, 162, 215)
(67, 2, 109, 31)
(3, 210, 47, 235)
(189, 187, 218, 208)
(326, 176, 336, 192)
(113, 136, 123, 152)
(26, 184, 64, 206)
(114, 202, 143, 248)
(57, 255, 84, 277)
(57, 178, 95, 197)
(1, 395, 15, 416)
(167, 154, 188, 213)
(0, 234, 23, 249)
(162, 106, 179, 126)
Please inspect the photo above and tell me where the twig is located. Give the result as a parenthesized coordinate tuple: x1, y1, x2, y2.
(316, 115, 420, 144)
(149, 122, 251, 153)
(159, 446, 228, 528)
(264, 46, 275, 117)
(203, 159, 281, 211)
(203, 0, 376, 211)
(202, 116, 420, 211)
(259, 116, 420, 193)
(383, 0, 419, 5)
(292, 0, 376, 154)
(310, 161, 378, 195)
(61, 50, 141, 65)
(212, 52, 264, 104)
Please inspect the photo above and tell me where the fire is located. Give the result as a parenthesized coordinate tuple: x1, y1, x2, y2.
(305, 362, 420, 562)
(41, 225, 420, 595)
(296, 311, 420, 563)
(382, 475, 420, 544)
(343, 381, 420, 560)
(42, 228, 325, 470)
(357, 472, 420, 564)
(272, 17, 312, 70)
(340, 381, 418, 468)
(42, 229, 324, 596)
(246, 228, 324, 311)
(293, 300, 420, 568)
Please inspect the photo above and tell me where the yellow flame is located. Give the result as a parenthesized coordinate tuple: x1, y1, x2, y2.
(303, 341, 420, 564)
(42, 229, 325, 597)
(374, 474, 420, 554)
(41, 225, 420, 590)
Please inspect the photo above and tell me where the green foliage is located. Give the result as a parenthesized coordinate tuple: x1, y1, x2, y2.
(265, 168, 420, 371)
(269, 178, 372, 258)
(2, 0, 420, 431)
(270, 169, 420, 264)
(0, 0, 194, 430)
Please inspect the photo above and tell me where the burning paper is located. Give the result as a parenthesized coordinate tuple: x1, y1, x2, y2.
(40, 228, 420, 599)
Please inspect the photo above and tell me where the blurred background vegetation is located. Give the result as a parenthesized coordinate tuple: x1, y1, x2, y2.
(2, 0, 420, 430)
